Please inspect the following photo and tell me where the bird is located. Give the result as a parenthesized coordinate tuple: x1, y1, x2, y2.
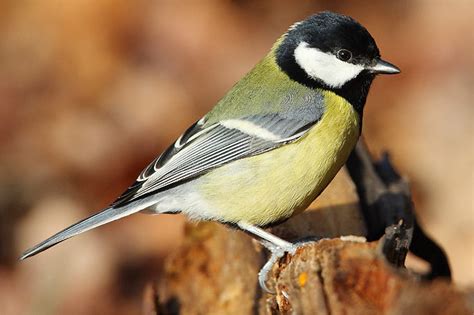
(20, 11, 400, 291)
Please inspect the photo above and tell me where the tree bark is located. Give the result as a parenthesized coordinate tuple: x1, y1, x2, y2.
(145, 142, 471, 315)
(150, 224, 472, 315)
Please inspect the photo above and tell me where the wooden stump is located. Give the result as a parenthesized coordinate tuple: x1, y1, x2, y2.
(142, 144, 471, 314)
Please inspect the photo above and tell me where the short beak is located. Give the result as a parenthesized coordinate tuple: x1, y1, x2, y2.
(367, 59, 400, 75)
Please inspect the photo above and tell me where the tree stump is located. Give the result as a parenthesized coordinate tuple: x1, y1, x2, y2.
(143, 142, 472, 314)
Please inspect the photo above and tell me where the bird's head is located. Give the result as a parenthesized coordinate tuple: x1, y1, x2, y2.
(275, 11, 400, 111)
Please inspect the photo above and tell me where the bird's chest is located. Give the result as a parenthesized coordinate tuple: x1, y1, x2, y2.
(284, 94, 360, 208)
(268, 93, 360, 208)
(195, 93, 360, 226)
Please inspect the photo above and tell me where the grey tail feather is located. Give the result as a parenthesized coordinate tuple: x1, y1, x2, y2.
(19, 202, 151, 260)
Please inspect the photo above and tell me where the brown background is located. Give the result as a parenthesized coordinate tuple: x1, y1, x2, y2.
(0, 1, 472, 314)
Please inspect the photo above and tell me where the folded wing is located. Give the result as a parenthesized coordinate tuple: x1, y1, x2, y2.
(112, 111, 323, 207)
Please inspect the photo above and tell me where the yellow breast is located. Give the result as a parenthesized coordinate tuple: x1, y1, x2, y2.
(196, 90, 360, 226)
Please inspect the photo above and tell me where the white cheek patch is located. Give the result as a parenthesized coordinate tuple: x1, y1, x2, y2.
(294, 41, 364, 88)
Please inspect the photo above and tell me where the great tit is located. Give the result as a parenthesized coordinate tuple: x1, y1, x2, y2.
(20, 11, 400, 290)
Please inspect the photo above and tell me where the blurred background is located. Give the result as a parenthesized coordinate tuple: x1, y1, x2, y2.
(0, 1, 472, 314)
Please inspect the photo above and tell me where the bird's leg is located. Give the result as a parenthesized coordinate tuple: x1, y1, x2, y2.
(237, 222, 297, 293)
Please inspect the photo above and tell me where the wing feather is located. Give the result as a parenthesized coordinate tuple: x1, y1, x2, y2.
(112, 111, 324, 207)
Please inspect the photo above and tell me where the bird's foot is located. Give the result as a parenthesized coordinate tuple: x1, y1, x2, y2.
(258, 239, 328, 293)
(236, 222, 322, 293)
(258, 241, 297, 294)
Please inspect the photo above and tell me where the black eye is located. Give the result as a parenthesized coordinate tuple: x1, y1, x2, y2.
(336, 49, 352, 62)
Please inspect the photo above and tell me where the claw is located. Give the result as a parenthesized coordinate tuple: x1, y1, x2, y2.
(258, 252, 280, 293)
(258, 244, 297, 294)
(234, 222, 301, 292)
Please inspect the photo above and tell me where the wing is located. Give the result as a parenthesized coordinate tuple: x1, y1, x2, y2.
(111, 111, 324, 207)
(19, 109, 324, 260)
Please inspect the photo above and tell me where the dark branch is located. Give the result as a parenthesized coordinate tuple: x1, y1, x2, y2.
(346, 139, 451, 279)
